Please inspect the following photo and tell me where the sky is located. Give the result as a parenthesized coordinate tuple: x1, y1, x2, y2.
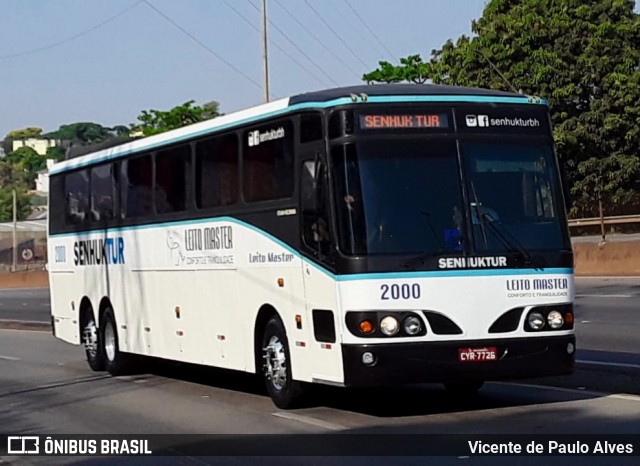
(0, 0, 635, 139)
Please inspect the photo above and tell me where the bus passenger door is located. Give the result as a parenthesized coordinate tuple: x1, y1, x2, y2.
(299, 156, 344, 385)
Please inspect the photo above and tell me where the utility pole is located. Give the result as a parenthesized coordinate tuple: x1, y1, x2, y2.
(12, 189, 17, 272)
(261, 0, 270, 103)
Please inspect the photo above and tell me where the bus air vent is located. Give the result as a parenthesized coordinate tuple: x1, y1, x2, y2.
(489, 308, 525, 333)
(422, 311, 463, 335)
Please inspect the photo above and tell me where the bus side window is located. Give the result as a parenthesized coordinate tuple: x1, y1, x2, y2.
(300, 113, 323, 143)
(243, 120, 294, 202)
(90, 164, 115, 222)
(155, 144, 190, 214)
(196, 134, 239, 208)
(64, 170, 89, 225)
(123, 155, 153, 218)
(301, 159, 331, 255)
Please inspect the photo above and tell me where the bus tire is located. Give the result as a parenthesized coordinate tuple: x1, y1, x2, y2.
(261, 316, 305, 409)
(82, 309, 105, 372)
(101, 308, 132, 376)
(444, 380, 485, 395)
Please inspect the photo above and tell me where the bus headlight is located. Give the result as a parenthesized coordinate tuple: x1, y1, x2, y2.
(403, 316, 422, 336)
(380, 316, 399, 336)
(547, 310, 564, 329)
(527, 312, 545, 331)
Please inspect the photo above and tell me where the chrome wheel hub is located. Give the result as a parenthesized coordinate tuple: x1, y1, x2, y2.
(263, 335, 287, 390)
(104, 322, 116, 362)
(83, 320, 98, 358)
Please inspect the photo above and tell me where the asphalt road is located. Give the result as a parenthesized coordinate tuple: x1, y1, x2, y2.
(0, 287, 50, 323)
(0, 328, 639, 465)
(0, 277, 638, 464)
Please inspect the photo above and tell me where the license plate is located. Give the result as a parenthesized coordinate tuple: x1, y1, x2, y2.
(458, 347, 498, 362)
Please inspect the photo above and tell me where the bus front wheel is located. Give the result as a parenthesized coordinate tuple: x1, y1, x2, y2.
(101, 308, 133, 376)
(261, 317, 305, 409)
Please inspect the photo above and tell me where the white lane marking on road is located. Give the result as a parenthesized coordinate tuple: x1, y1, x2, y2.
(608, 393, 640, 403)
(0, 354, 21, 361)
(497, 381, 605, 398)
(271, 412, 345, 431)
(577, 359, 640, 370)
(499, 381, 640, 403)
(576, 294, 632, 298)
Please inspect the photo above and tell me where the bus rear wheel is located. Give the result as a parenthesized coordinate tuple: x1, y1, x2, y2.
(82, 310, 105, 371)
(101, 308, 133, 375)
(261, 317, 305, 409)
(444, 381, 485, 395)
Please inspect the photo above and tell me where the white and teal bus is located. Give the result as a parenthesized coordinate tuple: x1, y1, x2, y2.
(48, 85, 575, 408)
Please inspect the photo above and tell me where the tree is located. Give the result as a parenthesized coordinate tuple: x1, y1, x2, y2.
(133, 100, 221, 136)
(5, 127, 43, 140)
(363, 0, 640, 217)
(0, 186, 32, 221)
(6, 146, 45, 188)
(46, 146, 66, 161)
(44, 122, 115, 146)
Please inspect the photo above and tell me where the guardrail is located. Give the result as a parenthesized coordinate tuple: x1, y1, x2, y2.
(568, 215, 640, 227)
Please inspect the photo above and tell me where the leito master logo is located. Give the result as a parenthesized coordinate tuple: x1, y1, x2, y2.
(7, 436, 40, 454)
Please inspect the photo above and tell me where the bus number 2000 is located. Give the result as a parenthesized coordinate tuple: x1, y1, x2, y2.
(380, 283, 421, 300)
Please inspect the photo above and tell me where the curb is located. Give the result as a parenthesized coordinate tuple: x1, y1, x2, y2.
(0, 319, 50, 332)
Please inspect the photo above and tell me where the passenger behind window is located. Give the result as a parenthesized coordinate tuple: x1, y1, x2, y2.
(126, 161, 153, 217)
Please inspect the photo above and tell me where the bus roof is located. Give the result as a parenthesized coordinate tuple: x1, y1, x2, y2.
(50, 84, 544, 175)
(289, 84, 522, 104)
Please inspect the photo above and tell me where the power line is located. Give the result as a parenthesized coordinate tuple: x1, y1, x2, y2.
(224, 0, 335, 87)
(272, 0, 361, 79)
(343, 0, 396, 61)
(302, 0, 369, 69)
(142, 0, 263, 91)
(241, 0, 339, 86)
(0, 1, 144, 60)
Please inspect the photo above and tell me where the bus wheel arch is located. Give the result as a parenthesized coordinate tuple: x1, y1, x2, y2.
(100, 306, 134, 375)
(97, 297, 113, 327)
(254, 304, 306, 409)
(253, 304, 280, 375)
(79, 297, 104, 371)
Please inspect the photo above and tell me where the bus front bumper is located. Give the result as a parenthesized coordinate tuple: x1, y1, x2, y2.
(342, 335, 575, 387)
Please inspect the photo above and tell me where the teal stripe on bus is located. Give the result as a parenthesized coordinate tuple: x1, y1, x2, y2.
(50, 94, 546, 175)
(49, 216, 573, 280)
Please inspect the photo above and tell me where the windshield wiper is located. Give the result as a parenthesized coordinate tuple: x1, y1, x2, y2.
(470, 182, 489, 249)
(479, 212, 533, 266)
(470, 181, 532, 265)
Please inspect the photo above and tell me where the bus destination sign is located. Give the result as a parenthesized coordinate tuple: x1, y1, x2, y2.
(359, 113, 449, 130)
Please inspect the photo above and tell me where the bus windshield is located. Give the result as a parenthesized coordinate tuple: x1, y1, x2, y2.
(332, 140, 465, 256)
(331, 140, 570, 257)
(463, 142, 570, 252)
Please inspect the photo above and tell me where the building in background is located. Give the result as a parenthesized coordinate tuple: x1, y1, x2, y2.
(13, 138, 56, 155)
(35, 159, 56, 194)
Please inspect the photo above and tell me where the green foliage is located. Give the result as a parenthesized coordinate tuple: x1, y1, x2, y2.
(0, 186, 32, 221)
(0, 159, 32, 221)
(363, 55, 433, 84)
(46, 145, 66, 161)
(5, 127, 43, 140)
(6, 146, 45, 188)
(134, 100, 221, 136)
(44, 122, 118, 146)
(363, 0, 640, 216)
